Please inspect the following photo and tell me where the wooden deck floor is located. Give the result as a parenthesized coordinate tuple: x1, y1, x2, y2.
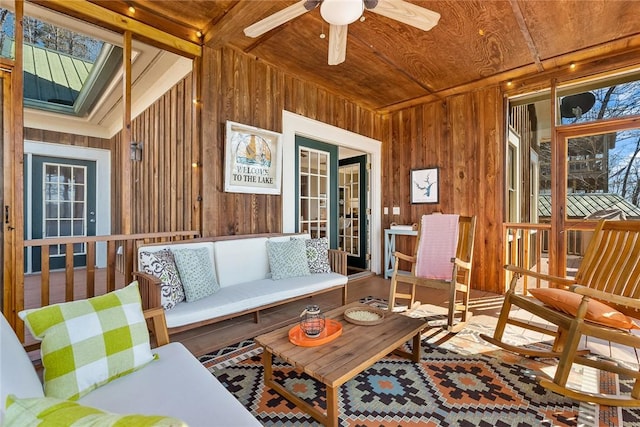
(22, 271, 640, 368)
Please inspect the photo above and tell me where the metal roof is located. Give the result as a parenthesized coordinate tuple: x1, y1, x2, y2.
(2, 37, 94, 105)
(539, 193, 640, 219)
(22, 41, 93, 106)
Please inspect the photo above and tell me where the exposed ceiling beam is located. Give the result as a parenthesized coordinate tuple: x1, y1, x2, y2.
(91, 1, 202, 45)
(509, 0, 544, 72)
(202, 1, 298, 48)
(29, 0, 202, 58)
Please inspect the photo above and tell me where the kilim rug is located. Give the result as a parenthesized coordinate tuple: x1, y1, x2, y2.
(199, 298, 640, 427)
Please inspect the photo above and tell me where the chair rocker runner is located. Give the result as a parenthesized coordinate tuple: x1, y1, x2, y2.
(481, 219, 640, 406)
(388, 214, 476, 333)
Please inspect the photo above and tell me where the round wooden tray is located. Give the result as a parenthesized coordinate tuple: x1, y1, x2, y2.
(343, 306, 386, 326)
(288, 319, 343, 347)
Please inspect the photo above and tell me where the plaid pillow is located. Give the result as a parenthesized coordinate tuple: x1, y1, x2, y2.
(19, 282, 155, 401)
(4, 395, 186, 426)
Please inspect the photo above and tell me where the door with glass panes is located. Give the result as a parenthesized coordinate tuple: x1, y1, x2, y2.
(339, 155, 368, 269)
(295, 136, 338, 248)
(27, 156, 96, 272)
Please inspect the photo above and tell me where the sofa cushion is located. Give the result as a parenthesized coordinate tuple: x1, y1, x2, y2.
(529, 288, 639, 329)
(19, 282, 155, 401)
(213, 237, 270, 287)
(163, 272, 348, 328)
(4, 395, 186, 427)
(0, 313, 44, 425)
(172, 247, 220, 302)
(78, 342, 261, 426)
(266, 238, 311, 280)
(305, 237, 331, 273)
(139, 249, 185, 310)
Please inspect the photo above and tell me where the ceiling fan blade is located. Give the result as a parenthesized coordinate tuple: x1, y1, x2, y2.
(371, 0, 440, 31)
(328, 24, 348, 65)
(244, 1, 312, 38)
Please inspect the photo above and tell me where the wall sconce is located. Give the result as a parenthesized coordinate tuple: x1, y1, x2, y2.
(130, 142, 143, 161)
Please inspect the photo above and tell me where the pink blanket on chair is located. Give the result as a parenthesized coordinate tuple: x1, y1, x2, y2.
(415, 214, 460, 280)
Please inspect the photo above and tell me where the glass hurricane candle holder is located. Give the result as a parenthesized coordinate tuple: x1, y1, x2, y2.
(299, 304, 325, 338)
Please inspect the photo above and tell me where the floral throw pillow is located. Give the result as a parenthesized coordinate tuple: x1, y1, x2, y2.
(305, 237, 332, 273)
(139, 249, 185, 310)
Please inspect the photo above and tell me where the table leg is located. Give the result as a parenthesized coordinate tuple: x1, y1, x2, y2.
(262, 348, 273, 383)
(326, 385, 338, 427)
(411, 331, 421, 362)
(261, 348, 334, 426)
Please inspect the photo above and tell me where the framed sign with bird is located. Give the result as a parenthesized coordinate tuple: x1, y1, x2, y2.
(411, 167, 439, 204)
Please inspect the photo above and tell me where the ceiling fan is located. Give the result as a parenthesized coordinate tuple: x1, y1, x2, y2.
(244, 0, 440, 65)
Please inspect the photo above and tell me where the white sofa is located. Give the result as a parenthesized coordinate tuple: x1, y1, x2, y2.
(135, 234, 348, 333)
(0, 308, 261, 427)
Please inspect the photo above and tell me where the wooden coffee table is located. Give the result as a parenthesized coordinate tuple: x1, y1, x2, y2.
(254, 302, 427, 426)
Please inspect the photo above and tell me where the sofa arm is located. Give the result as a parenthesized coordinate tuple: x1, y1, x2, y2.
(133, 271, 163, 310)
(328, 249, 348, 276)
(143, 307, 170, 347)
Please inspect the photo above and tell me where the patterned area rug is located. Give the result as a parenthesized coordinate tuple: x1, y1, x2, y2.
(199, 298, 640, 427)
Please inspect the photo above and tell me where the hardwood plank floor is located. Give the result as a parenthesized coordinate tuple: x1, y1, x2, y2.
(172, 274, 502, 357)
(23, 270, 640, 368)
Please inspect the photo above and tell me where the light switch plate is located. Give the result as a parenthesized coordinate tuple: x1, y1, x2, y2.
(383, 207, 389, 215)
(392, 206, 400, 215)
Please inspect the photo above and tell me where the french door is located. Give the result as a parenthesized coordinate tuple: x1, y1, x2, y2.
(295, 136, 338, 248)
(27, 156, 97, 271)
(339, 155, 368, 269)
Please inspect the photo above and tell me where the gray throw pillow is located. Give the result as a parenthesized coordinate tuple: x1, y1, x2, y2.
(171, 247, 219, 302)
(139, 249, 185, 310)
(305, 237, 332, 273)
(266, 238, 311, 280)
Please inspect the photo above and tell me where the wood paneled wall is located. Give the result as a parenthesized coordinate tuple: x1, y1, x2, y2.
(24, 128, 110, 150)
(25, 47, 509, 294)
(381, 89, 505, 293)
(110, 75, 198, 235)
(200, 47, 383, 237)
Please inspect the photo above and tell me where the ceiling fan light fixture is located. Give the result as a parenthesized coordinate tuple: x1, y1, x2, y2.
(320, 0, 364, 26)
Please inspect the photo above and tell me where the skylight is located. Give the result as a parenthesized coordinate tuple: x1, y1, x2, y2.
(0, 9, 122, 117)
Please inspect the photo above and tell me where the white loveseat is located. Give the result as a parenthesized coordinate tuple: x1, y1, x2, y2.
(0, 308, 261, 427)
(134, 233, 348, 334)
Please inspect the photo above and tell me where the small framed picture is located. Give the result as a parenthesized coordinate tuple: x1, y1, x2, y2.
(411, 167, 439, 204)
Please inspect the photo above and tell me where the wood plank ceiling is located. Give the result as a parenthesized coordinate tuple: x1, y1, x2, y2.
(86, 0, 640, 112)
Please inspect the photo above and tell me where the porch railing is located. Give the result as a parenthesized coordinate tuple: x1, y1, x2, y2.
(22, 231, 200, 309)
(503, 222, 551, 295)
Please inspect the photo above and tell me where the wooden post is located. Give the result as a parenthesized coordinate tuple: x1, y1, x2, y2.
(121, 31, 133, 235)
(191, 56, 203, 234)
(3, 0, 26, 338)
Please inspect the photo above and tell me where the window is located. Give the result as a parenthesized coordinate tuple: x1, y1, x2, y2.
(1, 8, 122, 116)
(507, 128, 521, 222)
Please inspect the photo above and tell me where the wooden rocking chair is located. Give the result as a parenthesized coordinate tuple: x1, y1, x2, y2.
(388, 214, 476, 333)
(481, 219, 640, 406)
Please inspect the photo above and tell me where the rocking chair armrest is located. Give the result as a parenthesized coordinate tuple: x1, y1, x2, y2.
(504, 264, 575, 288)
(571, 285, 640, 311)
(453, 257, 471, 270)
(393, 251, 416, 263)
